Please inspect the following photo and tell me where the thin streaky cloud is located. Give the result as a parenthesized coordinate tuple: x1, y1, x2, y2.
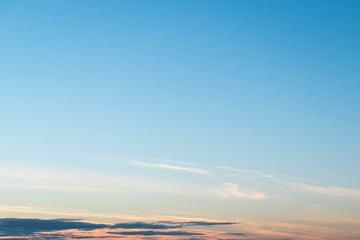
(0, 165, 209, 196)
(215, 183, 269, 200)
(130, 161, 211, 175)
(99, 157, 198, 167)
(0, 205, 223, 223)
(139, 157, 199, 166)
(289, 182, 360, 198)
(221, 166, 360, 199)
(220, 166, 275, 179)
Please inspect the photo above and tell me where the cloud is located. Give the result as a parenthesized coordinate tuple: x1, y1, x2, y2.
(28, 233, 116, 239)
(159, 221, 236, 227)
(1, 216, 359, 240)
(111, 222, 178, 229)
(0, 218, 236, 238)
(289, 182, 360, 198)
(0, 218, 108, 236)
(225, 232, 246, 236)
(220, 166, 275, 179)
(272, 238, 295, 240)
(178, 238, 206, 240)
(0, 218, 198, 236)
(108, 230, 204, 236)
(0, 165, 209, 196)
(0, 204, 234, 224)
(31, 233, 68, 239)
(66, 236, 115, 239)
(130, 160, 211, 175)
(215, 183, 269, 200)
(0, 238, 29, 240)
(222, 166, 360, 200)
(181, 221, 236, 226)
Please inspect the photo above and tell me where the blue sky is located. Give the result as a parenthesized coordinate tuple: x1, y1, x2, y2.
(1, 1, 360, 239)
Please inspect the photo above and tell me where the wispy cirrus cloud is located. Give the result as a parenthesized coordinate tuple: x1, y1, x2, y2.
(215, 183, 269, 200)
(130, 160, 211, 175)
(220, 166, 275, 180)
(0, 204, 233, 223)
(0, 164, 209, 196)
(221, 166, 360, 199)
(288, 182, 360, 198)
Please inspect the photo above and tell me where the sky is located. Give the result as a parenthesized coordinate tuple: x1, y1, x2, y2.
(0, 0, 360, 239)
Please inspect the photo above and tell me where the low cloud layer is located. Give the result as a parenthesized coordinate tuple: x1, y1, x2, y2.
(0, 218, 108, 236)
(109, 230, 204, 236)
(159, 221, 237, 227)
(112, 222, 179, 229)
(0, 218, 238, 239)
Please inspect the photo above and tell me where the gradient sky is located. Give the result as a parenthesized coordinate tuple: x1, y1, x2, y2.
(1, 0, 360, 239)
